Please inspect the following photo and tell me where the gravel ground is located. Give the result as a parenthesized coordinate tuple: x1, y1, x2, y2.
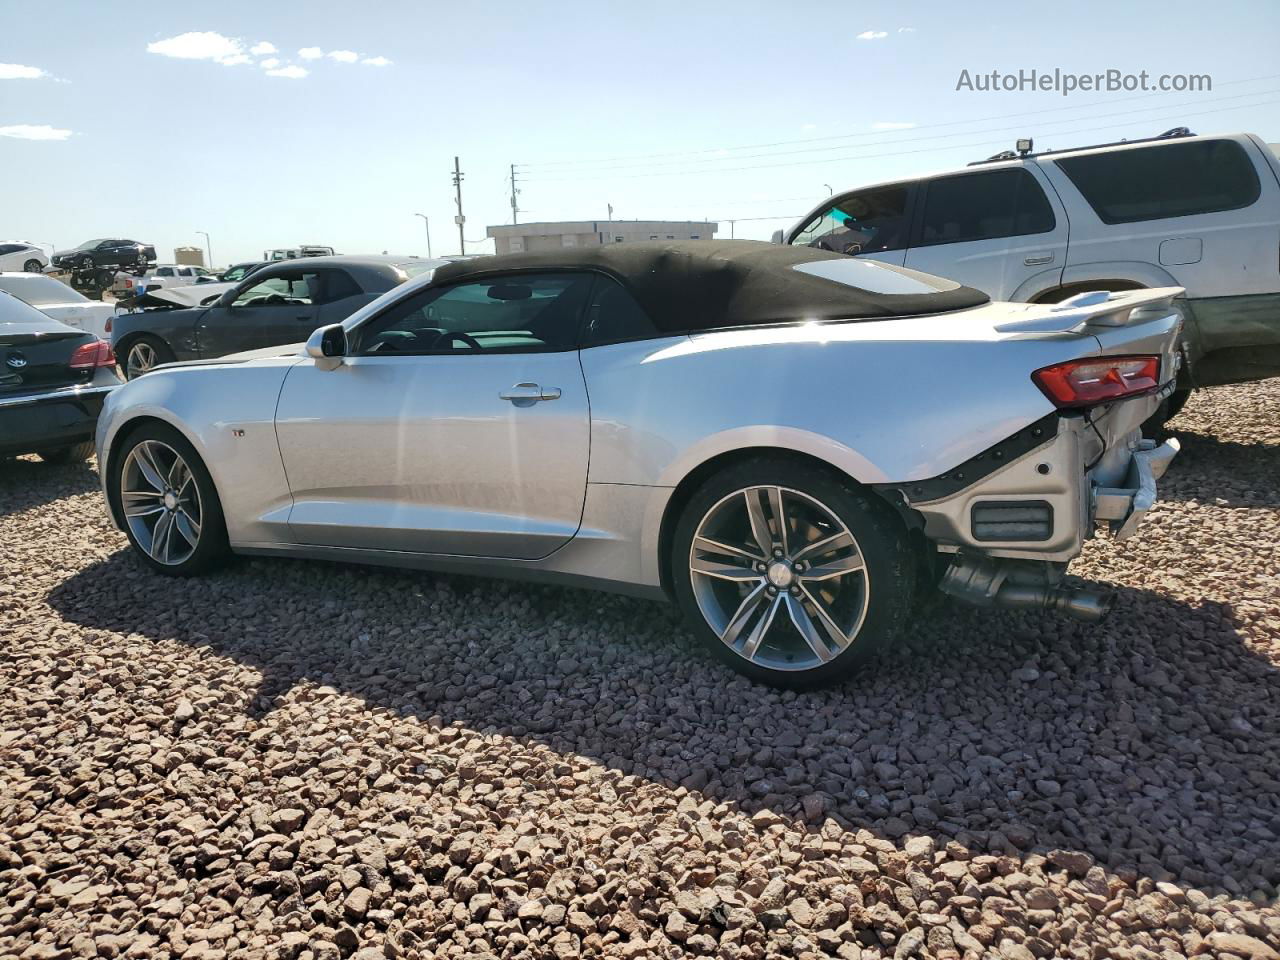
(2, 381, 1279, 960)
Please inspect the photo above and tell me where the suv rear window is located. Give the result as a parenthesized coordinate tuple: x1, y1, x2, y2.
(1054, 139, 1261, 224)
(916, 168, 1055, 246)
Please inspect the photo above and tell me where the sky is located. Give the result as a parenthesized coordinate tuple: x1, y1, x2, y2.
(2, 0, 1278, 266)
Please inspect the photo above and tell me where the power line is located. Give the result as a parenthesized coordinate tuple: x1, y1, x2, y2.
(517, 72, 1280, 170)
(525, 97, 1280, 183)
(520, 88, 1278, 176)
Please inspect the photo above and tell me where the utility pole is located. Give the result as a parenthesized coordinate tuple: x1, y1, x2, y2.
(452, 156, 466, 255)
(197, 231, 212, 269)
(606, 203, 613, 244)
(509, 163, 520, 225)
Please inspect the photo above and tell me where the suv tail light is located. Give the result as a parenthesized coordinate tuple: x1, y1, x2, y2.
(1032, 355, 1160, 408)
(69, 339, 116, 370)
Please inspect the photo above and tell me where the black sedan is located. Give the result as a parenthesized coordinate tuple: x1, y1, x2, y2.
(51, 238, 157, 273)
(0, 291, 121, 463)
(111, 255, 442, 379)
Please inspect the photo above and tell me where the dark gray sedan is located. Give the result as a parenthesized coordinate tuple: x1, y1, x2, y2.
(111, 255, 443, 379)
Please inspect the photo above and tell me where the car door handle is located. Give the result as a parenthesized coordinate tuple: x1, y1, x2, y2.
(1024, 253, 1054, 265)
(500, 382, 561, 405)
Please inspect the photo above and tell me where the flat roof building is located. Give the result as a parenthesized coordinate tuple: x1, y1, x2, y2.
(486, 220, 717, 256)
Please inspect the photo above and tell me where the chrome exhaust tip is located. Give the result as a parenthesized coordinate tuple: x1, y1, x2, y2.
(993, 583, 1115, 622)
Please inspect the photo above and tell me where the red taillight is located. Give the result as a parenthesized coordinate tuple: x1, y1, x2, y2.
(69, 339, 116, 370)
(1032, 355, 1160, 408)
(104, 314, 113, 334)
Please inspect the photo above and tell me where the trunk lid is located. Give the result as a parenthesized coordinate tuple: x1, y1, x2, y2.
(0, 319, 97, 396)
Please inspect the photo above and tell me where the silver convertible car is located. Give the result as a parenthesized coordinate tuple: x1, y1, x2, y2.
(96, 241, 1182, 687)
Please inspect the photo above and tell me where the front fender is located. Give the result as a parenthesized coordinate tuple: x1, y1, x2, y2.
(96, 359, 302, 544)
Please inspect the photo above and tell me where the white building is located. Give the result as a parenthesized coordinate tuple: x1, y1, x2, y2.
(486, 220, 717, 255)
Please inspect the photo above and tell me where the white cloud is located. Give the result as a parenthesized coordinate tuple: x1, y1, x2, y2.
(147, 31, 251, 66)
(327, 49, 359, 63)
(361, 56, 392, 67)
(856, 30, 888, 40)
(266, 65, 309, 79)
(298, 47, 323, 60)
(259, 57, 281, 69)
(872, 121, 917, 130)
(801, 123, 817, 132)
(0, 124, 72, 141)
(250, 41, 277, 55)
(898, 26, 916, 33)
(0, 63, 46, 80)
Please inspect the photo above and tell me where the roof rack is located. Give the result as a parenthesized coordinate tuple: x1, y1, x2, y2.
(967, 126, 1195, 166)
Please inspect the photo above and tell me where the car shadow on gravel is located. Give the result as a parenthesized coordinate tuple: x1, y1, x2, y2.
(47, 550, 1280, 899)
(0, 457, 99, 517)
(1158, 431, 1280, 508)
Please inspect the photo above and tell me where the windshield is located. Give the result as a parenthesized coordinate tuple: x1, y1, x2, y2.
(74, 238, 108, 250)
(0, 274, 89, 306)
(397, 261, 437, 278)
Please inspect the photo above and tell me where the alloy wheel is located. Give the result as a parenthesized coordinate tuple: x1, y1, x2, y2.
(126, 341, 158, 378)
(121, 440, 203, 565)
(688, 485, 870, 672)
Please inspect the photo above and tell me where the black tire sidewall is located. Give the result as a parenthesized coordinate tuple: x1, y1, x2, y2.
(671, 457, 914, 689)
(107, 422, 229, 576)
(37, 441, 94, 464)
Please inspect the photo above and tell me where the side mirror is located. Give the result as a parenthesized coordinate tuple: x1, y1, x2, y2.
(770, 229, 786, 245)
(305, 323, 347, 370)
(217, 290, 238, 308)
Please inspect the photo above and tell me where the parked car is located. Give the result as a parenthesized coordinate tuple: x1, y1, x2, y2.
(776, 129, 1280, 420)
(0, 272, 118, 339)
(51, 238, 156, 274)
(0, 242, 49, 274)
(1, 289, 120, 464)
(209, 261, 267, 284)
(96, 241, 1182, 688)
(110, 255, 442, 378)
(110, 264, 216, 301)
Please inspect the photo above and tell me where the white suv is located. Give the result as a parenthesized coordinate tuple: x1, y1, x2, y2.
(778, 130, 1280, 409)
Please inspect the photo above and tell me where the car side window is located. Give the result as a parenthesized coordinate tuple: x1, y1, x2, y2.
(356, 272, 594, 355)
(156, 267, 174, 277)
(790, 186, 911, 254)
(582, 276, 658, 346)
(915, 168, 1055, 246)
(0, 245, 16, 255)
(233, 272, 315, 307)
(321, 269, 362, 302)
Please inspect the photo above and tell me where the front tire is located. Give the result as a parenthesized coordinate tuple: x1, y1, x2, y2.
(107, 423, 229, 576)
(37, 441, 94, 464)
(671, 457, 915, 689)
(23, 259, 42, 273)
(122, 335, 175, 379)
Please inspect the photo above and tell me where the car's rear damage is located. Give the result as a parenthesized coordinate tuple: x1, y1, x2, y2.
(877, 288, 1184, 621)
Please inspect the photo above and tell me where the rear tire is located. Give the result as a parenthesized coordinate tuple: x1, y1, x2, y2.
(671, 456, 915, 689)
(1141, 387, 1192, 437)
(37, 441, 94, 464)
(107, 422, 230, 576)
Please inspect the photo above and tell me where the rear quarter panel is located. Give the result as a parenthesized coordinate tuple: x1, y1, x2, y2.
(580, 308, 1105, 488)
(98, 358, 301, 543)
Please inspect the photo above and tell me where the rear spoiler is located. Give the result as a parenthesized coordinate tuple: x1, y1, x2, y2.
(993, 287, 1186, 335)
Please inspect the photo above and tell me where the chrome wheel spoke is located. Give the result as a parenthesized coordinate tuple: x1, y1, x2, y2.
(691, 556, 761, 582)
(792, 529, 855, 563)
(132, 442, 167, 492)
(800, 552, 865, 581)
(782, 593, 835, 663)
(720, 583, 767, 647)
(744, 489, 775, 555)
(797, 584, 851, 655)
(174, 509, 200, 547)
(766, 486, 788, 554)
(694, 535, 764, 563)
(740, 593, 783, 661)
(150, 510, 175, 562)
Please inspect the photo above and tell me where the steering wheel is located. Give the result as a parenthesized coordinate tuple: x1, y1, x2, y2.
(432, 331, 483, 351)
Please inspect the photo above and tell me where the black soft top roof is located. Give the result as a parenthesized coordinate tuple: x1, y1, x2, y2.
(430, 239, 988, 333)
